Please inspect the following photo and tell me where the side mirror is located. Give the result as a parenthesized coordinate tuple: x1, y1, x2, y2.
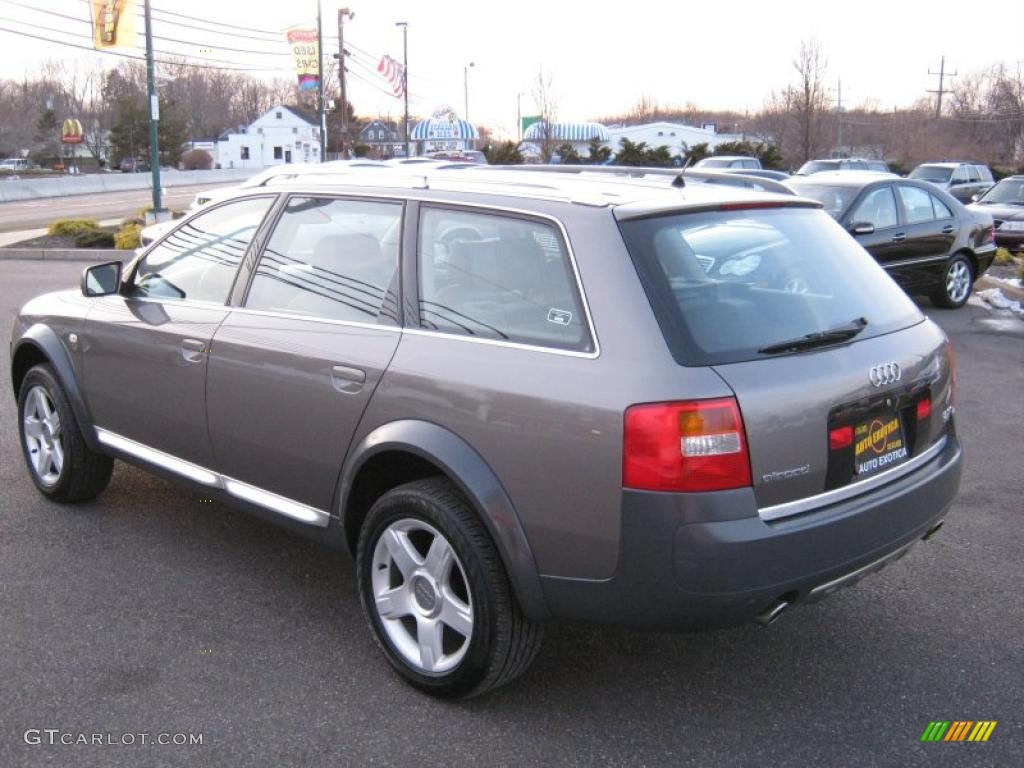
(849, 221, 875, 236)
(970, 193, 981, 203)
(81, 261, 123, 297)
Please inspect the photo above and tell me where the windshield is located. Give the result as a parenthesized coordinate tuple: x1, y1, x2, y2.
(910, 165, 953, 183)
(978, 178, 1024, 204)
(784, 182, 859, 218)
(796, 160, 839, 174)
(617, 207, 922, 365)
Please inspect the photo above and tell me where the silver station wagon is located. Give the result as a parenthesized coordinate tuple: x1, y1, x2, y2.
(11, 167, 962, 697)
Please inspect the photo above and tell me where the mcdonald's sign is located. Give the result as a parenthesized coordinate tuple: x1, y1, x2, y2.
(61, 119, 84, 145)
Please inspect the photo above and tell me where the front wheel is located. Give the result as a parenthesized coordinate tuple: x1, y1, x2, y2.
(931, 254, 974, 309)
(18, 364, 113, 502)
(356, 478, 543, 698)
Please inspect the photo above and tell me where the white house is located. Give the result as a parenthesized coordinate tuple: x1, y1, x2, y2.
(602, 122, 743, 157)
(214, 105, 321, 169)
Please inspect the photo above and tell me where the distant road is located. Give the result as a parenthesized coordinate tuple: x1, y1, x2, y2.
(0, 182, 233, 233)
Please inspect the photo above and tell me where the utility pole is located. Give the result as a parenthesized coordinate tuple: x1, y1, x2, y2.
(143, 0, 164, 216)
(396, 22, 409, 158)
(835, 78, 843, 155)
(464, 62, 475, 123)
(517, 92, 523, 140)
(928, 55, 957, 119)
(336, 8, 353, 159)
(316, 1, 326, 161)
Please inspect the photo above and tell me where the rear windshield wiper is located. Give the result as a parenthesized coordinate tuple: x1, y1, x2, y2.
(758, 318, 868, 355)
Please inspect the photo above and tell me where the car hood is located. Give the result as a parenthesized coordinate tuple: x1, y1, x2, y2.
(968, 202, 1024, 221)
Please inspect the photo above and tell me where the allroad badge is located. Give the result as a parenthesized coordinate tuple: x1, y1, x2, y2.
(869, 362, 901, 388)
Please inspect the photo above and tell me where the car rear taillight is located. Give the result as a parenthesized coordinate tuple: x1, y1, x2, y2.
(623, 398, 751, 492)
(983, 225, 995, 244)
(829, 425, 853, 450)
(916, 396, 932, 421)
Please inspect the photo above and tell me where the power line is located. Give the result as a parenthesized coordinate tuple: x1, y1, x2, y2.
(0, 23, 284, 72)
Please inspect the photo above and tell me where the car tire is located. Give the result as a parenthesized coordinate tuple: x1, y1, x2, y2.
(356, 477, 543, 698)
(17, 364, 113, 502)
(931, 253, 974, 309)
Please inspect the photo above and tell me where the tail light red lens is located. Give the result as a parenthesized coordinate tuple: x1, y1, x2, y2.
(916, 397, 932, 421)
(983, 225, 995, 244)
(829, 425, 853, 450)
(623, 398, 751, 492)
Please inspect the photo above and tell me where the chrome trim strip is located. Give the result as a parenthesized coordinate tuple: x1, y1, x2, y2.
(96, 429, 219, 486)
(400, 327, 599, 358)
(224, 306, 403, 333)
(95, 428, 330, 527)
(758, 436, 950, 522)
(806, 539, 915, 602)
(883, 255, 947, 269)
(222, 478, 329, 526)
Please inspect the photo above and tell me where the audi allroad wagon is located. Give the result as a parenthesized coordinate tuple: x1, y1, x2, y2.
(11, 166, 962, 697)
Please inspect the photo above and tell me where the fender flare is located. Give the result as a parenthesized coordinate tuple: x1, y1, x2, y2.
(12, 324, 99, 451)
(337, 420, 549, 620)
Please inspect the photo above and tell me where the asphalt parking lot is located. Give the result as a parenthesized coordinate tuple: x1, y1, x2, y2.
(1, 260, 1022, 768)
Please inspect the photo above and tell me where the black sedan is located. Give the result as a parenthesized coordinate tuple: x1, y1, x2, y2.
(787, 171, 996, 308)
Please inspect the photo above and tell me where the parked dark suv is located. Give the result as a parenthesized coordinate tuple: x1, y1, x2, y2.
(787, 171, 996, 308)
(11, 167, 962, 697)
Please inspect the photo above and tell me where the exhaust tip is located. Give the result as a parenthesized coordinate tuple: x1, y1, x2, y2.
(923, 520, 945, 541)
(753, 598, 791, 627)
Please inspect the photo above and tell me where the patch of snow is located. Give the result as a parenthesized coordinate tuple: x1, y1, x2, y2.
(977, 288, 1024, 320)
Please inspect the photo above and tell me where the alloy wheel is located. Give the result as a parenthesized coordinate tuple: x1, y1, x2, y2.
(370, 518, 474, 674)
(946, 259, 971, 304)
(22, 385, 64, 486)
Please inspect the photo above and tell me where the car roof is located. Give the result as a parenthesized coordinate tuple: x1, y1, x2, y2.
(914, 161, 983, 168)
(220, 165, 817, 219)
(787, 170, 898, 186)
(697, 155, 753, 161)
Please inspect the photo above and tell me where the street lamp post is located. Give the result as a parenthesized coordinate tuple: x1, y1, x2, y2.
(337, 8, 354, 159)
(316, 0, 326, 162)
(517, 92, 523, 140)
(395, 22, 409, 158)
(464, 62, 475, 123)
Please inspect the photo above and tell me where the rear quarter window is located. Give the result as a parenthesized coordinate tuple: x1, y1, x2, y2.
(417, 207, 592, 352)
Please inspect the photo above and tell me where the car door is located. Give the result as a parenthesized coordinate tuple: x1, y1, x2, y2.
(948, 166, 972, 203)
(204, 195, 403, 519)
(80, 197, 276, 467)
(892, 184, 953, 289)
(844, 184, 904, 268)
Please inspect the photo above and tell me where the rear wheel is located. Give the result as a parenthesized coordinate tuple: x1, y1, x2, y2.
(356, 477, 543, 698)
(931, 253, 974, 309)
(18, 364, 113, 502)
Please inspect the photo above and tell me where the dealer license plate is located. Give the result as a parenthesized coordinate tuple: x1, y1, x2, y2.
(853, 411, 909, 478)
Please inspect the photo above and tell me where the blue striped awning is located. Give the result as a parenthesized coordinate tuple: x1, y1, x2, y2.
(523, 122, 610, 142)
(410, 118, 478, 140)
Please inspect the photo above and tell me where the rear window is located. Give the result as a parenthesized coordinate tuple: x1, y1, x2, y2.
(617, 207, 923, 366)
(910, 165, 953, 183)
(785, 182, 859, 218)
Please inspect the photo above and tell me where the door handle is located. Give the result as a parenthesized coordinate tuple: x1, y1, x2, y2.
(331, 365, 366, 394)
(891, 232, 907, 243)
(941, 224, 954, 234)
(181, 338, 206, 363)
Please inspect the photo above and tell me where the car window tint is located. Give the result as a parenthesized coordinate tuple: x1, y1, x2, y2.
(418, 208, 591, 352)
(130, 197, 273, 303)
(898, 185, 936, 224)
(246, 197, 401, 324)
(931, 194, 953, 220)
(851, 187, 898, 229)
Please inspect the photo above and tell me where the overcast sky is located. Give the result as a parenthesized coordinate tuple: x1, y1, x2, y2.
(1, 0, 1022, 138)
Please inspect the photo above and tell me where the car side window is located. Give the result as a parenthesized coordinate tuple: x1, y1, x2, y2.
(951, 166, 969, 183)
(851, 187, 899, 230)
(245, 196, 401, 324)
(129, 197, 273, 303)
(966, 166, 980, 183)
(930, 194, 953, 220)
(418, 207, 592, 352)
(898, 185, 936, 224)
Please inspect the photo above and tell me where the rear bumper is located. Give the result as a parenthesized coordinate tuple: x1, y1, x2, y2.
(994, 231, 1024, 252)
(540, 435, 962, 630)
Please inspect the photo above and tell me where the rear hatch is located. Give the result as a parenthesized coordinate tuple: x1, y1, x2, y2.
(617, 204, 954, 515)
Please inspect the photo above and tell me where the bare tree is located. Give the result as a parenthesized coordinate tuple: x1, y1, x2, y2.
(789, 39, 829, 163)
(532, 67, 559, 162)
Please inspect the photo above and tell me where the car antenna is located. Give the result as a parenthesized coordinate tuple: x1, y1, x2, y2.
(673, 155, 694, 188)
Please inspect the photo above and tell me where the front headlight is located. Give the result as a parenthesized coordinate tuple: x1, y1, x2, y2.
(998, 221, 1024, 231)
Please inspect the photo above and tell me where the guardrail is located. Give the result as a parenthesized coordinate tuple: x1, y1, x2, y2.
(0, 168, 255, 203)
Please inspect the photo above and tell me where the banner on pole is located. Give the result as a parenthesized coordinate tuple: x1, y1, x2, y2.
(287, 29, 321, 92)
(91, 0, 136, 50)
(377, 55, 406, 99)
